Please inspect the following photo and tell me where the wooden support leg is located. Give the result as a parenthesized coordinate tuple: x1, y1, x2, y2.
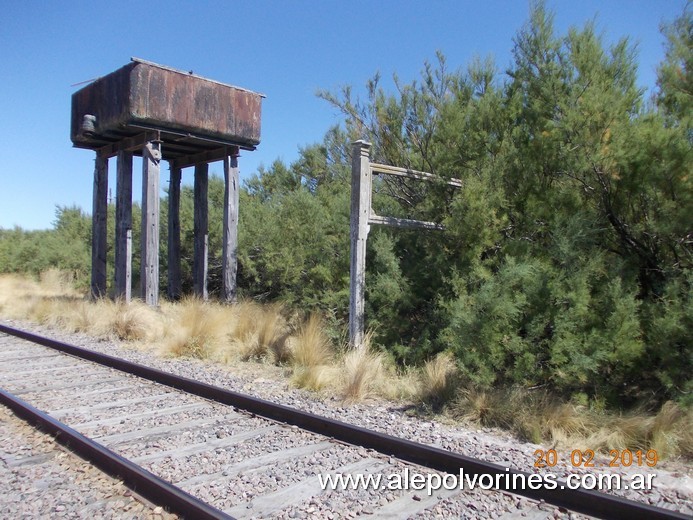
(141, 138, 161, 306)
(167, 164, 182, 301)
(222, 148, 240, 303)
(193, 163, 209, 300)
(91, 153, 108, 299)
(349, 141, 373, 349)
(115, 150, 133, 302)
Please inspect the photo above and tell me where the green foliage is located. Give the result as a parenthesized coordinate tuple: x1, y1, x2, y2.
(0, 206, 92, 287)
(657, 6, 693, 129)
(238, 172, 350, 311)
(320, 2, 691, 405)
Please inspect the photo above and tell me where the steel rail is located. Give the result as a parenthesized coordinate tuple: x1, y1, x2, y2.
(0, 386, 233, 520)
(0, 323, 687, 520)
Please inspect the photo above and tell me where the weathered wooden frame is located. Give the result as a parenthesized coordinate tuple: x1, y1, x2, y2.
(348, 140, 461, 349)
(89, 138, 241, 305)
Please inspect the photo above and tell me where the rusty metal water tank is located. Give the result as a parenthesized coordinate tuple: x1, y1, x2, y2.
(71, 58, 263, 159)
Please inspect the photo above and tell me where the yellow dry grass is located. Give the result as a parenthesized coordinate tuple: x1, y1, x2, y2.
(1, 271, 690, 460)
(451, 386, 693, 457)
(339, 334, 391, 403)
(109, 299, 163, 342)
(418, 351, 458, 408)
(451, 388, 593, 445)
(0, 270, 81, 320)
(289, 313, 335, 390)
(340, 348, 382, 402)
(580, 402, 693, 459)
(0, 271, 163, 342)
(160, 297, 231, 359)
(292, 314, 332, 367)
(227, 302, 289, 362)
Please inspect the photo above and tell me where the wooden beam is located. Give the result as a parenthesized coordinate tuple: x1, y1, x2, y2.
(193, 163, 209, 300)
(129, 123, 258, 153)
(167, 164, 182, 301)
(368, 213, 444, 231)
(96, 133, 149, 159)
(171, 146, 231, 170)
(370, 162, 463, 188)
(141, 138, 161, 306)
(90, 153, 108, 299)
(114, 150, 133, 302)
(349, 140, 372, 350)
(347, 156, 459, 349)
(222, 148, 240, 302)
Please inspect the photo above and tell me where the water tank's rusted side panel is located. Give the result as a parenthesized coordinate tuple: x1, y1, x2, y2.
(71, 61, 262, 150)
(128, 63, 262, 144)
(71, 62, 134, 145)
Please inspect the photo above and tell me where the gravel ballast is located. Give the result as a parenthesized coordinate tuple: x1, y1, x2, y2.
(0, 317, 690, 518)
(0, 405, 178, 519)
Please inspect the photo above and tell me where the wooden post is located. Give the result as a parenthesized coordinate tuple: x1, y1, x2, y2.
(90, 152, 108, 299)
(193, 163, 209, 300)
(115, 150, 133, 302)
(167, 164, 182, 301)
(125, 229, 132, 299)
(222, 147, 240, 302)
(141, 137, 161, 306)
(349, 140, 372, 349)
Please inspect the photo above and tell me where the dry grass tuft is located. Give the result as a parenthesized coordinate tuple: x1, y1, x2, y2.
(292, 314, 333, 367)
(292, 364, 338, 392)
(539, 402, 592, 447)
(376, 366, 421, 402)
(59, 299, 113, 337)
(0, 271, 164, 342)
(29, 297, 74, 329)
(452, 386, 692, 457)
(108, 299, 163, 342)
(229, 302, 289, 362)
(290, 314, 335, 391)
(417, 352, 459, 408)
(340, 338, 388, 403)
(506, 391, 592, 445)
(0, 275, 36, 312)
(39, 269, 76, 294)
(452, 388, 592, 445)
(582, 401, 693, 458)
(161, 297, 230, 359)
(651, 401, 693, 458)
(24, 295, 164, 343)
(257, 303, 290, 363)
(589, 415, 653, 452)
(228, 302, 259, 355)
(453, 388, 512, 426)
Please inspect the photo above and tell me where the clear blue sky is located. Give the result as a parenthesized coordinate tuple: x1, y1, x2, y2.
(0, 0, 687, 230)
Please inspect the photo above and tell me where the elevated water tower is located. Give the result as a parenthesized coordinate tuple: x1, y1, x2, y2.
(71, 58, 263, 305)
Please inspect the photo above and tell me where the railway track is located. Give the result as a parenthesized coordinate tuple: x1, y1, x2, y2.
(0, 403, 178, 519)
(0, 323, 688, 519)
